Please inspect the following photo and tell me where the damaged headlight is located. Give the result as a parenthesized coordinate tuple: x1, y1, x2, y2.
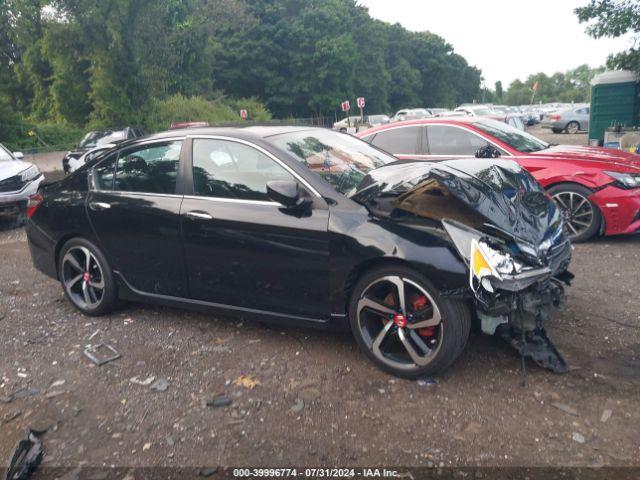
(442, 219, 527, 293)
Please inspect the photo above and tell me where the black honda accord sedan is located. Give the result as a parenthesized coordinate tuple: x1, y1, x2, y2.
(26, 127, 573, 378)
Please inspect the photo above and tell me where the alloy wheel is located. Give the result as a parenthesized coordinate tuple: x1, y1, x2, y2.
(552, 191, 594, 238)
(566, 122, 579, 134)
(61, 246, 105, 309)
(356, 276, 443, 371)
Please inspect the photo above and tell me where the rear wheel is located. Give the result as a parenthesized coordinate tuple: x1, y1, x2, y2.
(552, 128, 562, 134)
(349, 265, 471, 378)
(548, 183, 601, 242)
(565, 121, 580, 134)
(58, 238, 118, 316)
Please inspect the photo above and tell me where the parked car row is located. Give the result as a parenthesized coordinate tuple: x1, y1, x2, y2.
(0, 144, 44, 224)
(62, 126, 145, 173)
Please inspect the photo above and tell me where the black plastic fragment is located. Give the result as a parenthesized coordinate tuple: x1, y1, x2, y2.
(498, 325, 568, 374)
(3, 429, 44, 480)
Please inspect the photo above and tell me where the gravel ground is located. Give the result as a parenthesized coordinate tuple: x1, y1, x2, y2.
(1, 128, 639, 474)
(526, 124, 588, 147)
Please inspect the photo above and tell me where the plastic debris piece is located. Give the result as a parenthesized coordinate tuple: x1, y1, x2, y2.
(150, 378, 169, 392)
(551, 402, 578, 416)
(129, 376, 155, 387)
(291, 398, 304, 413)
(206, 395, 232, 408)
(3, 429, 44, 480)
(83, 344, 121, 366)
(233, 375, 260, 389)
(198, 467, 218, 477)
(572, 432, 585, 444)
(416, 377, 438, 389)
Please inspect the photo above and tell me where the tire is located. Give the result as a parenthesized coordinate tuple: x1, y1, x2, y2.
(348, 265, 471, 378)
(551, 128, 562, 134)
(565, 121, 580, 134)
(548, 183, 601, 242)
(58, 237, 119, 316)
(339, 128, 347, 133)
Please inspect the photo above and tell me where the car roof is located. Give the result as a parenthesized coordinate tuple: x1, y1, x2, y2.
(357, 117, 485, 137)
(138, 125, 322, 143)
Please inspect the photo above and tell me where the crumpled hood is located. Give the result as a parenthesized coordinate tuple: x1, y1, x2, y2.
(351, 158, 565, 254)
(530, 144, 640, 171)
(0, 160, 35, 180)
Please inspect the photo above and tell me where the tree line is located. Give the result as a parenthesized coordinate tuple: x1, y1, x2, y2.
(485, 64, 604, 106)
(0, 0, 483, 140)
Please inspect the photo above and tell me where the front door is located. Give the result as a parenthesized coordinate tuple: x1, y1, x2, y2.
(180, 137, 330, 321)
(87, 140, 187, 296)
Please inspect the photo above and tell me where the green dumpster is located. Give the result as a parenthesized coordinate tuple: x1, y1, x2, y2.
(589, 70, 639, 145)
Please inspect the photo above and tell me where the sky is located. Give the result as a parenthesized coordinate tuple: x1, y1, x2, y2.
(358, 0, 635, 87)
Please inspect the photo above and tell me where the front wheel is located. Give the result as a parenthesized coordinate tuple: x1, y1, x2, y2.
(58, 238, 119, 316)
(349, 265, 471, 378)
(548, 183, 601, 242)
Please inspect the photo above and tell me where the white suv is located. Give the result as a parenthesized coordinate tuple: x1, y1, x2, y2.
(0, 144, 44, 224)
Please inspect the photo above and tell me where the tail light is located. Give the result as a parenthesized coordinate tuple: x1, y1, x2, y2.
(26, 193, 43, 218)
(550, 114, 561, 121)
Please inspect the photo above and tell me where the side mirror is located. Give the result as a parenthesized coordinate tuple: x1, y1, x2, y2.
(266, 180, 303, 208)
(475, 145, 501, 159)
(13, 151, 24, 159)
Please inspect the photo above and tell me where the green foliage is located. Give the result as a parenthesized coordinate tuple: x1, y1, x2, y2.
(1, 0, 484, 138)
(575, 0, 640, 72)
(500, 65, 603, 105)
(145, 94, 272, 132)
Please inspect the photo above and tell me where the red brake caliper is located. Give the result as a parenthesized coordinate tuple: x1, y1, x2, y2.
(412, 296, 435, 337)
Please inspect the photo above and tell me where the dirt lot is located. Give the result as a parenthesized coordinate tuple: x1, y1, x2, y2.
(1, 129, 639, 475)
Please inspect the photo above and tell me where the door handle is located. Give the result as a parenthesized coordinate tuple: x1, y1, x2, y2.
(89, 201, 111, 210)
(185, 211, 213, 220)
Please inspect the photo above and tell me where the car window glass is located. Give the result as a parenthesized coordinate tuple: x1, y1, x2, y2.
(93, 153, 117, 190)
(370, 127, 420, 155)
(114, 141, 182, 194)
(427, 125, 487, 155)
(192, 139, 294, 201)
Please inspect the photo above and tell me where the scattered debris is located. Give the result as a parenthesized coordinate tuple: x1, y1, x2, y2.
(88, 329, 100, 341)
(49, 380, 66, 389)
(1, 388, 39, 404)
(3, 411, 22, 424)
(198, 467, 218, 477)
(150, 378, 169, 392)
(416, 377, 438, 389)
(600, 409, 612, 423)
(572, 432, 586, 444)
(83, 344, 121, 366)
(165, 435, 175, 447)
(233, 375, 260, 389)
(291, 398, 304, 414)
(551, 402, 578, 416)
(129, 376, 156, 387)
(45, 390, 65, 399)
(206, 395, 232, 408)
(142, 442, 152, 452)
(3, 429, 44, 480)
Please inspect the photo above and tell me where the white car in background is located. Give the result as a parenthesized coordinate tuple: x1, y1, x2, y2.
(67, 143, 117, 173)
(0, 143, 43, 224)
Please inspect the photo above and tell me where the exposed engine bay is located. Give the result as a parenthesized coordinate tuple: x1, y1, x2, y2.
(351, 158, 574, 373)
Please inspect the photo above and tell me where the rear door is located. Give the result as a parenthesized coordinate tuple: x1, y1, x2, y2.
(180, 136, 331, 320)
(365, 125, 423, 160)
(87, 139, 187, 296)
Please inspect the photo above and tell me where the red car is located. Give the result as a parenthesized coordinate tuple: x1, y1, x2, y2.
(358, 118, 640, 241)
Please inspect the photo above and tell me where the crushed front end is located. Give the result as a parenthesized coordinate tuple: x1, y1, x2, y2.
(443, 219, 572, 373)
(351, 158, 574, 373)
